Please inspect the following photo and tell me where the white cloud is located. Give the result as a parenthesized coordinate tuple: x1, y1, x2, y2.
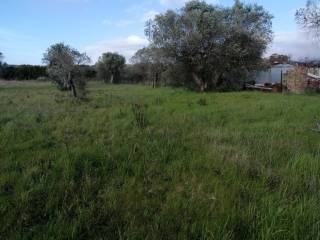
(84, 35, 148, 63)
(267, 31, 320, 60)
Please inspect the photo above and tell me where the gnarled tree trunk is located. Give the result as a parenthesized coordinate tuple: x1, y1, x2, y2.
(110, 74, 114, 84)
(192, 72, 207, 92)
(153, 72, 159, 88)
(70, 81, 77, 98)
(68, 72, 77, 98)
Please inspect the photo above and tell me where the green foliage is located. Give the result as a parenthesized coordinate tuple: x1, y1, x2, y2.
(131, 47, 167, 87)
(79, 65, 97, 79)
(1, 81, 320, 239)
(144, 0, 273, 91)
(0, 64, 95, 82)
(43, 43, 90, 98)
(0, 65, 47, 80)
(121, 64, 148, 84)
(96, 52, 125, 84)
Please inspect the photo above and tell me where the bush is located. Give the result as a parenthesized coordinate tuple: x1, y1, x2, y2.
(121, 64, 147, 84)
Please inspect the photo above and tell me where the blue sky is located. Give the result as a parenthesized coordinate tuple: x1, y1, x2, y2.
(0, 0, 319, 65)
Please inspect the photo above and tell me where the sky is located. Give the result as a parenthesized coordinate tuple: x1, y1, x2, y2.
(0, 0, 319, 65)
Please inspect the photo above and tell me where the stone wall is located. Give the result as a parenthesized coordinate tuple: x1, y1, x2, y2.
(283, 67, 320, 93)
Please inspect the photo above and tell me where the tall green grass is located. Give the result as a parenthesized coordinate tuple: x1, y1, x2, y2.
(1, 81, 320, 239)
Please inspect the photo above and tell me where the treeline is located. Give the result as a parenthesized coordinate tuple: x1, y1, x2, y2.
(94, 0, 273, 92)
(127, 0, 273, 92)
(0, 59, 153, 85)
(100, 0, 273, 92)
(0, 63, 98, 81)
(0, 52, 47, 80)
(0, 64, 47, 80)
(1, 0, 273, 95)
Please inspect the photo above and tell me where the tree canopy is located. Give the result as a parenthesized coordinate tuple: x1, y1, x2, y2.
(43, 43, 90, 98)
(143, 0, 273, 91)
(131, 47, 167, 87)
(1, 65, 47, 80)
(96, 52, 125, 84)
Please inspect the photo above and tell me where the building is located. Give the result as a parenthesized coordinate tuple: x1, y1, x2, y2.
(284, 67, 320, 93)
(269, 54, 290, 65)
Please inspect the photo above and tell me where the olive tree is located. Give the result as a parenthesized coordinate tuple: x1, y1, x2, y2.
(296, 0, 320, 37)
(96, 52, 125, 84)
(43, 43, 90, 98)
(145, 0, 273, 91)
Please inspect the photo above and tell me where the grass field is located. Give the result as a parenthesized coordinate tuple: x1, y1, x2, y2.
(1, 81, 320, 239)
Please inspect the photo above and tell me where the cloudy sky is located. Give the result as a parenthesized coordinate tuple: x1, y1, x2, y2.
(0, 0, 319, 64)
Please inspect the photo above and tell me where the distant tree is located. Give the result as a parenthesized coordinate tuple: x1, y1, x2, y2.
(296, 0, 320, 37)
(96, 52, 125, 83)
(0, 52, 4, 78)
(145, 0, 273, 91)
(1, 65, 47, 80)
(121, 64, 147, 84)
(131, 47, 166, 87)
(79, 65, 97, 79)
(43, 43, 90, 98)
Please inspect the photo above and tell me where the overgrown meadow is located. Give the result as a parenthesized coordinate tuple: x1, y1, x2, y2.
(1, 81, 320, 239)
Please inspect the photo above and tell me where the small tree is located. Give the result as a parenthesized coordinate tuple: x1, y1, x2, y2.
(96, 52, 125, 84)
(43, 43, 90, 98)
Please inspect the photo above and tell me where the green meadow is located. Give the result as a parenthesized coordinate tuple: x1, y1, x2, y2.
(1, 81, 320, 239)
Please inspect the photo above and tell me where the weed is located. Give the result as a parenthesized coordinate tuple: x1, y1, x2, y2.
(154, 96, 165, 106)
(131, 102, 148, 128)
(198, 97, 208, 106)
(312, 121, 320, 133)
